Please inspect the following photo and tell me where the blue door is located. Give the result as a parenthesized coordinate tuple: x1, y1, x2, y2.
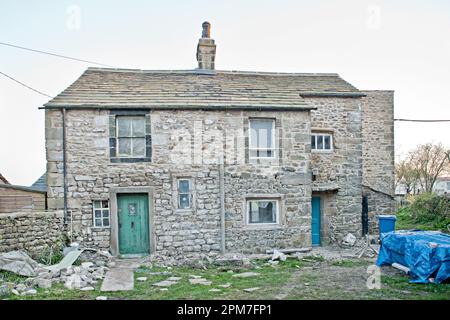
(311, 196, 321, 246)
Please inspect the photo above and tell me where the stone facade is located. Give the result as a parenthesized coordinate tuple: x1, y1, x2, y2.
(361, 91, 396, 234)
(0, 211, 65, 256)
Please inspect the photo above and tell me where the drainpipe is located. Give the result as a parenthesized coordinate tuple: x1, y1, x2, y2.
(62, 108, 68, 225)
(218, 157, 226, 253)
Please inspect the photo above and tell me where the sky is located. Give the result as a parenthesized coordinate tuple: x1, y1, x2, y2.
(0, 0, 449, 186)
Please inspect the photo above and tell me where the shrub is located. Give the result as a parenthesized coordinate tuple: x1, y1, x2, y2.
(409, 193, 449, 230)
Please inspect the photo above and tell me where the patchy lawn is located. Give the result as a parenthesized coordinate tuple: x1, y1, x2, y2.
(3, 256, 449, 300)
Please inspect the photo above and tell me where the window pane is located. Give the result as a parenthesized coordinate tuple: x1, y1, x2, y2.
(94, 201, 101, 209)
(317, 135, 324, 149)
(324, 135, 331, 149)
(94, 210, 102, 218)
(118, 138, 132, 156)
(248, 200, 277, 224)
(103, 218, 110, 227)
(132, 138, 146, 157)
(132, 118, 145, 136)
(101, 200, 109, 208)
(179, 194, 190, 209)
(117, 117, 132, 137)
(102, 210, 109, 218)
(179, 180, 190, 193)
(311, 135, 316, 149)
(250, 120, 273, 149)
(95, 219, 102, 227)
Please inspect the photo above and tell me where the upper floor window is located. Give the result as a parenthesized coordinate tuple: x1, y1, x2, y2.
(116, 116, 146, 158)
(178, 179, 192, 209)
(311, 133, 333, 152)
(249, 119, 275, 159)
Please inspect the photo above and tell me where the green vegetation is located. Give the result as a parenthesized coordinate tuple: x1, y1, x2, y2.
(3, 257, 449, 300)
(396, 193, 450, 232)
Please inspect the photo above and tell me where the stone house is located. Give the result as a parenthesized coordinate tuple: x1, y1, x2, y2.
(41, 23, 394, 258)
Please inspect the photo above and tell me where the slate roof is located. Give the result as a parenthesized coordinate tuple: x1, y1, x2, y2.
(30, 173, 47, 192)
(0, 173, 9, 184)
(42, 68, 362, 110)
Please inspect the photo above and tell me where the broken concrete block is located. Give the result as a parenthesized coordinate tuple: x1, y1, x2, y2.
(80, 286, 95, 291)
(152, 280, 177, 287)
(342, 233, 357, 246)
(64, 274, 82, 289)
(96, 296, 108, 300)
(25, 289, 37, 295)
(35, 278, 52, 289)
(136, 277, 147, 282)
(188, 278, 212, 285)
(271, 249, 287, 262)
(232, 272, 260, 278)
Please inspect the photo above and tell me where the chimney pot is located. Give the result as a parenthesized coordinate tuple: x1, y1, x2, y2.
(196, 21, 216, 70)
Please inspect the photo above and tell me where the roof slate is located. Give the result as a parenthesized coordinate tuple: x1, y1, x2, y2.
(43, 68, 360, 110)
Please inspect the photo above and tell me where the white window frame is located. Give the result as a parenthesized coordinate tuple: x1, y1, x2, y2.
(115, 116, 146, 158)
(246, 199, 280, 225)
(249, 118, 276, 159)
(92, 200, 110, 228)
(311, 133, 333, 152)
(178, 179, 192, 210)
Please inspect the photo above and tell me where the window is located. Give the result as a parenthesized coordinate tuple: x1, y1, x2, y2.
(116, 116, 146, 158)
(93, 200, 110, 228)
(178, 179, 191, 209)
(249, 119, 275, 158)
(246, 199, 279, 224)
(311, 133, 333, 151)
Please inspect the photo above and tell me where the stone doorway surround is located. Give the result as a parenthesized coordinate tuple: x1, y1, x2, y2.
(109, 187, 155, 257)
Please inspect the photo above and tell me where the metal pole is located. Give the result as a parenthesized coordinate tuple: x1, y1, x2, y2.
(219, 157, 225, 253)
(62, 108, 68, 225)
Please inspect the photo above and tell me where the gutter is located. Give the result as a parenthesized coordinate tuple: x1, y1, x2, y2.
(299, 92, 367, 98)
(218, 158, 226, 254)
(39, 104, 317, 111)
(62, 108, 68, 225)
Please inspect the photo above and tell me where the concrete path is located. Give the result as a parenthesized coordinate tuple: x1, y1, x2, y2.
(100, 259, 142, 292)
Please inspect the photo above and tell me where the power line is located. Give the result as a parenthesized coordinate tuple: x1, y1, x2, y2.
(0, 71, 53, 98)
(0, 41, 115, 68)
(395, 119, 450, 122)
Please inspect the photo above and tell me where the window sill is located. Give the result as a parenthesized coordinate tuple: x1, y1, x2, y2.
(92, 226, 111, 230)
(110, 157, 151, 163)
(311, 150, 333, 154)
(243, 224, 283, 231)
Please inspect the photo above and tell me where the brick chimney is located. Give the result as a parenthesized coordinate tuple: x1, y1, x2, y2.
(196, 21, 216, 70)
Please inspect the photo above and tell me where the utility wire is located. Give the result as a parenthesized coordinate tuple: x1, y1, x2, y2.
(0, 71, 54, 98)
(394, 119, 450, 122)
(0, 41, 115, 68)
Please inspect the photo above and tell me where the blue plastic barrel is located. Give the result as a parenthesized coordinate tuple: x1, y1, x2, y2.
(378, 215, 397, 235)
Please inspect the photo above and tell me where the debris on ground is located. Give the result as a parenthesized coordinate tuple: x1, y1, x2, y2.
(152, 280, 178, 287)
(342, 233, 357, 247)
(232, 272, 260, 278)
(243, 287, 260, 292)
(0, 251, 39, 277)
(136, 277, 148, 282)
(265, 248, 312, 254)
(188, 278, 212, 285)
(96, 295, 108, 300)
(271, 249, 287, 262)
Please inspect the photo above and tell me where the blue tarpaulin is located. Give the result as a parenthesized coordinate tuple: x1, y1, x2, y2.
(376, 230, 450, 284)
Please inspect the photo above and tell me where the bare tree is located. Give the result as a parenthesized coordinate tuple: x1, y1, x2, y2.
(408, 143, 450, 193)
(395, 159, 420, 195)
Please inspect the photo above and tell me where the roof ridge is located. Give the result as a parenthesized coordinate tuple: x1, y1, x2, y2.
(86, 67, 341, 77)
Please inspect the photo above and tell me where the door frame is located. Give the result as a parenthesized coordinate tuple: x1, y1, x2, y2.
(109, 187, 155, 257)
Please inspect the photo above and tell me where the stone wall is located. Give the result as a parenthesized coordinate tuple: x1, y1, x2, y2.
(45, 109, 311, 257)
(309, 97, 363, 241)
(361, 91, 396, 233)
(0, 211, 65, 256)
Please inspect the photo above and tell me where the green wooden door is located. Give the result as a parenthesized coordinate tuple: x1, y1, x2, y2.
(311, 196, 321, 246)
(117, 193, 150, 255)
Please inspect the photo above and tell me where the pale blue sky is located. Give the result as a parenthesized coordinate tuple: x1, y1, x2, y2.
(1, 0, 449, 185)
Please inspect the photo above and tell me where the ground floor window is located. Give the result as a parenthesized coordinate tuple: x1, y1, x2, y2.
(246, 199, 278, 224)
(93, 200, 110, 228)
(178, 179, 192, 209)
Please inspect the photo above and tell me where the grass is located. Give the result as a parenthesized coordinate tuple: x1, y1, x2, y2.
(3, 257, 449, 300)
